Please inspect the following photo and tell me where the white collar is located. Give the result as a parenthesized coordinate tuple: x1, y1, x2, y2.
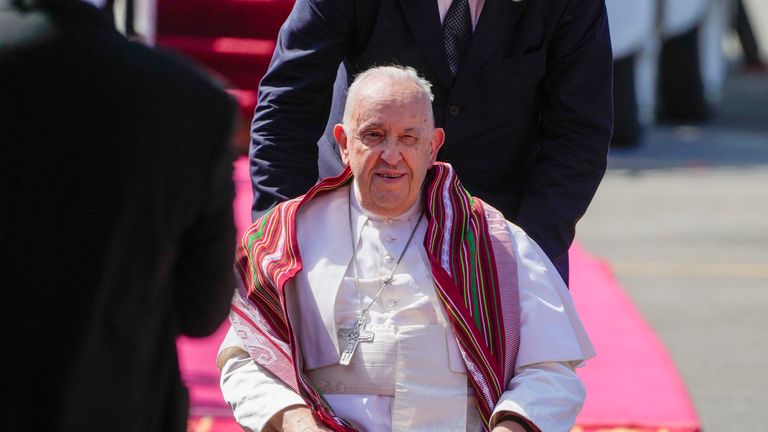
(350, 180, 424, 223)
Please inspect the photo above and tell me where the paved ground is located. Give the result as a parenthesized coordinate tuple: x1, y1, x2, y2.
(576, 69, 768, 431)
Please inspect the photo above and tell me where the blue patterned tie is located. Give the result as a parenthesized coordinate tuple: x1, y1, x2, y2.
(442, 0, 473, 76)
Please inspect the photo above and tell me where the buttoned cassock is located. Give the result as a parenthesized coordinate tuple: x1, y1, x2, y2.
(219, 185, 594, 431)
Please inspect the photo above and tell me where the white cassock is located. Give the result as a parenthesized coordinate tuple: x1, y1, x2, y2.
(219, 185, 595, 432)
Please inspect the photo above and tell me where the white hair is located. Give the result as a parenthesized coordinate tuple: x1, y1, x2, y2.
(343, 65, 435, 126)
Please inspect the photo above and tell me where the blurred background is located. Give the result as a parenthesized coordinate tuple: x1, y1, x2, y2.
(579, 2, 768, 430)
(110, 0, 768, 430)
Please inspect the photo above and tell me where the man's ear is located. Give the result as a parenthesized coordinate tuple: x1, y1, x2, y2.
(334, 124, 350, 165)
(430, 128, 445, 163)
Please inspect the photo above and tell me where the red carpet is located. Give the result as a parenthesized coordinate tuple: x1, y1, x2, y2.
(178, 158, 701, 432)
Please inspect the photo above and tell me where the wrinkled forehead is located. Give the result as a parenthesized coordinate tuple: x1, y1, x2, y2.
(348, 80, 432, 127)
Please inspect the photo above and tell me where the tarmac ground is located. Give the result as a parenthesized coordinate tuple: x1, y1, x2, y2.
(576, 68, 768, 431)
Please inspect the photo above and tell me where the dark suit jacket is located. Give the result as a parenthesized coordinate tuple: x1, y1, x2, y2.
(250, 0, 613, 279)
(0, 1, 236, 430)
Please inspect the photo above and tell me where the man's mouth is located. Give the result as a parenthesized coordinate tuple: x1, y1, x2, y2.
(376, 173, 404, 179)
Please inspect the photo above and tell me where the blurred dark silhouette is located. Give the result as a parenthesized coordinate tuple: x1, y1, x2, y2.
(0, 0, 237, 430)
(656, 25, 711, 123)
(734, 0, 766, 72)
(610, 55, 642, 148)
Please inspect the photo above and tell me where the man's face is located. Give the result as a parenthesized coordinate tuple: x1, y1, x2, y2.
(335, 80, 445, 217)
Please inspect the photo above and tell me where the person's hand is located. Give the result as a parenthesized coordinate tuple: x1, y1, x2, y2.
(270, 405, 334, 432)
(491, 419, 528, 432)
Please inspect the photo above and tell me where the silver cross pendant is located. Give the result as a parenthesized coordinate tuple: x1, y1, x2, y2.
(337, 314, 375, 365)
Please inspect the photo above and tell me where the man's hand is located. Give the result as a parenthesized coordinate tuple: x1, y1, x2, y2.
(492, 419, 528, 432)
(268, 405, 334, 432)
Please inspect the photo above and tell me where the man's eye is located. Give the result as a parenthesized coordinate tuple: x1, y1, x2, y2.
(400, 135, 418, 146)
(361, 131, 385, 144)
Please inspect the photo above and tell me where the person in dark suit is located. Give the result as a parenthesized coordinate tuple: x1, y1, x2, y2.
(0, 0, 237, 430)
(250, 0, 613, 283)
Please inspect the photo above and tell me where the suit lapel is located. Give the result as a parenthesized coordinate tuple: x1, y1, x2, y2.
(454, 0, 529, 88)
(397, 0, 453, 88)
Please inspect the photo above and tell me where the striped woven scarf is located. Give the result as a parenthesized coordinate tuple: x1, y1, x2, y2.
(232, 162, 518, 431)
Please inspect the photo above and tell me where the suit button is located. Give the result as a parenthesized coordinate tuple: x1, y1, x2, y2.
(449, 105, 460, 116)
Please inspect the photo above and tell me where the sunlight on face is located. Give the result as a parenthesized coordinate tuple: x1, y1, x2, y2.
(335, 79, 444, 217)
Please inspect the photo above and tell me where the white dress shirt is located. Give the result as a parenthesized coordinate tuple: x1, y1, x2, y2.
(220, 185, 594, 432)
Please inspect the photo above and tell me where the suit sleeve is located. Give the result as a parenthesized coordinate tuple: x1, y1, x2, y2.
(514, 0, 613, 266)
(250, 0, 355, 218)
(174, 92, 238, 337)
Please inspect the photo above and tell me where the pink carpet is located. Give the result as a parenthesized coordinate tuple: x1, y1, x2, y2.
(178, 157, 701, 432)
(569, 244, 700, 432)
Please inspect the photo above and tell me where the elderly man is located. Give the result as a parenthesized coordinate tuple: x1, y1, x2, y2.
(219, 66, 593, 432)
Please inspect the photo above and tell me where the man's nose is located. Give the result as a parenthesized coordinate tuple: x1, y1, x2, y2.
(379, 139, 403, 164)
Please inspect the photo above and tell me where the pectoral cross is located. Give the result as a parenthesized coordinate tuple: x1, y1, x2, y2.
(337, 314, 375, 365)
